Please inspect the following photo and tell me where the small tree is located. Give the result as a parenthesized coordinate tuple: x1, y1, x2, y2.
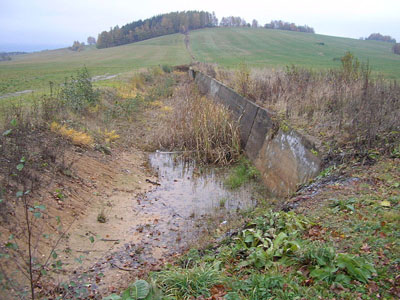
(340, 51, 360, 81)
(251, 19, 258, 28)
(87, 36, 96, 45)
(69, 41, 85, 51)
(393, 43, 400, 55)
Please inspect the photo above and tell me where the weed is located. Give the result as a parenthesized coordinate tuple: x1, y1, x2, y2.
(224, 157, 259, 189)
(153, 264, 223, 299)
(219, 198, 227, 208)
(97, 210, 107, 223)
(329, 198, 357, 213)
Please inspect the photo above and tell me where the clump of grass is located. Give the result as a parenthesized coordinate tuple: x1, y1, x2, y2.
(153, 264, 223, 299)
(224, 157, 259, 189)
(159, 86, 240, 165)
(97, 210, 107, 223)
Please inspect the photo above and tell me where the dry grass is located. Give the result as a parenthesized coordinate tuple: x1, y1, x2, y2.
(157, 83, 241, 165)
(50, 121, 94, 147)
(198, 60, 400, 164)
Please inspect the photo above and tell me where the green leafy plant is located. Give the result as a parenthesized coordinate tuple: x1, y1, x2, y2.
(224, 157, 259, 189)
(330, 198, 357, 213)
(60, 67, 99, 112)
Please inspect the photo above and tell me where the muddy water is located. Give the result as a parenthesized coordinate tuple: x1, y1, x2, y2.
(140, 152, 256, 250)
(61, 152, 256, 296)
(148, 151, 255, 218)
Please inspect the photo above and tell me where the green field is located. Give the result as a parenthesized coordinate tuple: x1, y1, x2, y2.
(1, 28, 400, 97)
(190, 28, 400, 78)
(0, 34, 190, 96)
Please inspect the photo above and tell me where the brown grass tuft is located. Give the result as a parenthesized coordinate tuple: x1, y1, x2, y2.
(157, 84, 241, 165)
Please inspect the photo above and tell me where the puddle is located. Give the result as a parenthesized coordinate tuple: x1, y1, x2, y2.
(55, 152, 257, 296)
(148, 151, 255, 218)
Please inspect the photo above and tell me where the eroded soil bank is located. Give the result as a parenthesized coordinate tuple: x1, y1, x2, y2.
(28, 149, 257, 298)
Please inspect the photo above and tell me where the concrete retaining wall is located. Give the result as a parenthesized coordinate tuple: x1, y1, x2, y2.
(189, 69, 321, 196)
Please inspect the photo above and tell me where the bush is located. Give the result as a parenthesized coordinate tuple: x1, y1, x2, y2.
(60, 67, 99, 112)
(393, 43, 400, 55)
(161, 64, 172, 73)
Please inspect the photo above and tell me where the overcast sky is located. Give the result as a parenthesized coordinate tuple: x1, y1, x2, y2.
(1, 0, 399, 52)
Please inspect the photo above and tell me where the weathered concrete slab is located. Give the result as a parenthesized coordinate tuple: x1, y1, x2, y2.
(254, 129, 321, 196)
(245, 107, 274, 160)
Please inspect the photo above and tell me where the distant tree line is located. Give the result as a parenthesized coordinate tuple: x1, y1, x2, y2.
(0, 51, 27, 61)
(0, 53, 12, 61)
(220, 16, 249, 27)
(219, 17, 315, 33)
(96, 11, 218, 49)
(264, 20, 315, 33)
(363, 33, 396, 43)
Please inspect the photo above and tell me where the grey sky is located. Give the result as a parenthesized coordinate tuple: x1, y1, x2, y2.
(1, 0, 399, 52)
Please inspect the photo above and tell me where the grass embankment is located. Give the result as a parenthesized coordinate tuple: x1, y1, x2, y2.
(0, 34, 190, 95)
(190, 27, 400, 79)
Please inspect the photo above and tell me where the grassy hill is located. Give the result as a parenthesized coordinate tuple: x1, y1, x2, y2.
(0, 34, 190, 95)
(1, 27, 400, 97)
(189, 27, 400, 78)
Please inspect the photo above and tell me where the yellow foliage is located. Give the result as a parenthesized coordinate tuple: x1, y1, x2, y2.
(149, 100, 163, 108)
(131, 74, 144, 90)
(50, 121, 60, 132)
(101, 129, 120, 145)
(118, 89, 137, 99)
(50, 122, 94, 147)
(161, 105, 173, 113)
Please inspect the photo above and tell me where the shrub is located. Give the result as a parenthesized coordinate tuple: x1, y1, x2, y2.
(60, 67, 99, 112)
(161, 64, 172, 73)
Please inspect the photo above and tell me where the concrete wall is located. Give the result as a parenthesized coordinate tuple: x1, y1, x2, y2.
(190, 69, 321, 196)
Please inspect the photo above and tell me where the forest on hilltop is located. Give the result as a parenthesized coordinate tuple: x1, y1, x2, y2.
(96, 11, 218, 49)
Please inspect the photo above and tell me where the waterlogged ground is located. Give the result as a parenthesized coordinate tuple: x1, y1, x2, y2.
(50, 151, 256, 297)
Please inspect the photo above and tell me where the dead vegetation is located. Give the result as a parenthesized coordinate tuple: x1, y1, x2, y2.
(156, 83, 241, 165)
(196, 54, 400, 165)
